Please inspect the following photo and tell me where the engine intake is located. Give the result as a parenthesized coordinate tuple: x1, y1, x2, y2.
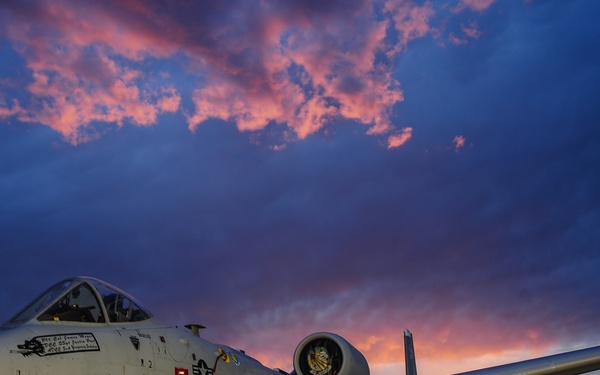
(293, 333, 369, 375)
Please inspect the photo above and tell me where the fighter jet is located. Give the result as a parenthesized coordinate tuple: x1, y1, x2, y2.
(0, 277, 599, 375)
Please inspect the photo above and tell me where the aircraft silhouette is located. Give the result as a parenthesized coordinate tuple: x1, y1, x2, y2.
(1, 277, 600, 375)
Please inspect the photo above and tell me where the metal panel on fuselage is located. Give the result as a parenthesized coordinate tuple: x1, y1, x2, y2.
(6, 324, 122, 375)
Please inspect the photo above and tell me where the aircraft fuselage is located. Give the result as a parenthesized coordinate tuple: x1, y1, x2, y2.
(0, 320, 275, 375)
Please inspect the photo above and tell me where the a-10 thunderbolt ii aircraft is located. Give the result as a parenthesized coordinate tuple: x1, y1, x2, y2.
(2, 277, 600, 375)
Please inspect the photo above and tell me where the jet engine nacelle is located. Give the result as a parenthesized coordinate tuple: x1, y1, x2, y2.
(293, 332, 370, 375)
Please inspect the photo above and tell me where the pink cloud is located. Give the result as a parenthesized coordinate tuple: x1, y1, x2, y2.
(0, 99, 23, 118)
(187, 3, 404, 140)
(188, 78, 302, 134)
(385, 1, 436, 55)
(50, 1, 181, 60)
(387, 127, 413, 148)
(18, 62, 180, 144)
(454, 0, 496, 13)
(5, 1, 414, 144)
(449, 32, 468, 46)
(449, 21, 482, 45)
(157, 87, 182, 113)
(462, 21, 483, 39)
(0, 0, 491, 146)
(453, 135, 473, 152)
(454, 135, 466, 151)
(1, 1, 181, 144)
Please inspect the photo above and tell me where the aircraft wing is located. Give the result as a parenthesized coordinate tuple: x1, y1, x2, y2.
(404, 330, 600, 375)
(452, 346, 600, 375)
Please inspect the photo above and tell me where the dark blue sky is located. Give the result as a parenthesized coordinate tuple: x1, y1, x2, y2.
(1, 1, 599, 374)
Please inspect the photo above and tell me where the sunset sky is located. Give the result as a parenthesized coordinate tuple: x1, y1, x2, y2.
(1, 1, 599, 374)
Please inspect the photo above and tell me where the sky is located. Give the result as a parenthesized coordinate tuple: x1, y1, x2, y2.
(1, 0, 599, 374)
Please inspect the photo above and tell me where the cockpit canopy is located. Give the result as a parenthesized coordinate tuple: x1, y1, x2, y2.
(3, 277, 153, 327)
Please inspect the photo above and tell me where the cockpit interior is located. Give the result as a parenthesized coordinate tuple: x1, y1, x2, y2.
(2, 277, 152, 328)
